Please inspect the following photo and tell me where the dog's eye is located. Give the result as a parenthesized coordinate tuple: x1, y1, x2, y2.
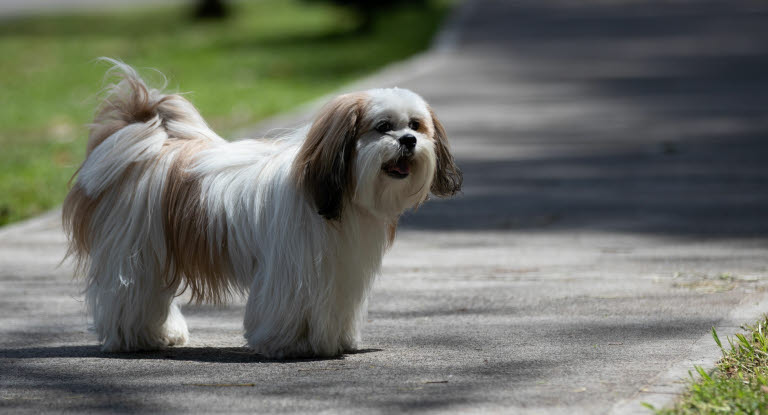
(375, 121, 392, 133)
(409, 120, 420, 130)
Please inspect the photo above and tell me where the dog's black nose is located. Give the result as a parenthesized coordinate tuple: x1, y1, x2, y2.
(399, 134, 416, 150)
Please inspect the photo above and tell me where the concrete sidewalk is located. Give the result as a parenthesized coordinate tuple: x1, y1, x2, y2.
(2, 0, 768, 413)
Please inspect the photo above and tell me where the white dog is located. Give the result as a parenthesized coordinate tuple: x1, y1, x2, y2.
(63, 60, 461, 358)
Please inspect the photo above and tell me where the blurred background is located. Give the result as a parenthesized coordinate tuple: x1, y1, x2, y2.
(2, 0, 768, 237)
(0, 0, 451, 227)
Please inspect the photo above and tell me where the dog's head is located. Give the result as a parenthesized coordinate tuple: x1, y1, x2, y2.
(294, 88, 462, 221)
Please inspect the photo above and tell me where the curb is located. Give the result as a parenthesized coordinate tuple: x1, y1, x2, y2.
(0, 208, 62, 239)
(610, 291, 768, 414)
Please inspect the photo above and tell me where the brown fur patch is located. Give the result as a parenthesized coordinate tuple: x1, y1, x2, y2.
(62, 159, 140, 274)
(293, 93, 368, 220)
(161, 139, 234, 304)
(62, 184, 103, 275)
(386, 220, 398, 248)
(428, 107, 463, 197)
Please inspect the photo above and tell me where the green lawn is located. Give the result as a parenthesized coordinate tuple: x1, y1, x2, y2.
(0, 0, 450, 226)
(648, 318, 768, 414)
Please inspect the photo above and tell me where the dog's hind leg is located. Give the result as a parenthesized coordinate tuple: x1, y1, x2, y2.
(87, 257, 189, 352)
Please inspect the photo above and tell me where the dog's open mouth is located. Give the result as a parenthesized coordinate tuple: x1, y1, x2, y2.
(382, 157, 411, 179)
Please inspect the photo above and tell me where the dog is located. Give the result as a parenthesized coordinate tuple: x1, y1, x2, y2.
(62, 59, 461, 358)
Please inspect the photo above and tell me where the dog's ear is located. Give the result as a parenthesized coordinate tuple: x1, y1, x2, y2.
(294, 93, 366, 220)
(429, 107, 462, 197)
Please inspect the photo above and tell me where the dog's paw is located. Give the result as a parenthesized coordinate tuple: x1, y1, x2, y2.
(161, 304, 189, 347)
(160, 326, 189, 347)
(100, 328, 187, 352)
(340, 339, 358, 353)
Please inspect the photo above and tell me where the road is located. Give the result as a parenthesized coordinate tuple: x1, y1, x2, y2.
(2, 0, 768, 413)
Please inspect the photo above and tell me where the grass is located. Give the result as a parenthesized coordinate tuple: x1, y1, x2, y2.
(647, 317, 768, 414)
(0, 0, 451, 226)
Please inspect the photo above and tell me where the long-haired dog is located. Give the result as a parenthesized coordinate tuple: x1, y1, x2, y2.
(63, 60, 461, 358)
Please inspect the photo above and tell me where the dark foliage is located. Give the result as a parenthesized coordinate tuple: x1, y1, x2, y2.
(306, 0, 426, 32)
(194, 0, 229, 19)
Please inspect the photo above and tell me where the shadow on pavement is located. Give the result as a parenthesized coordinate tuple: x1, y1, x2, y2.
(399, 0, 768, 239)
(0, 345, 382, 362)
(403, 133, 768, 237)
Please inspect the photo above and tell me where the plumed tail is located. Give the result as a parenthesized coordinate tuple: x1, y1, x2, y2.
(85, 57, 219, 155)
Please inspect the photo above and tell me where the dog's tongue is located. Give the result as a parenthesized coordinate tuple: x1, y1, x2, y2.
(392, 159, 410, 175)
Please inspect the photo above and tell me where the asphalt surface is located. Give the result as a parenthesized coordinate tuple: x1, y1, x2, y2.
(2, 0, 768, 413)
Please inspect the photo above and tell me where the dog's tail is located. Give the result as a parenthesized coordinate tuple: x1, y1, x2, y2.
(63, 58, 223, 274)
(85, 57, 221, 156)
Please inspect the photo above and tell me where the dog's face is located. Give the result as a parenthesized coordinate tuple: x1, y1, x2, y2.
(294, 88, 462, 221)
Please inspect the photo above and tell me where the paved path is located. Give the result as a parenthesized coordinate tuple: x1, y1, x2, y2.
(2, 0, 768, 413)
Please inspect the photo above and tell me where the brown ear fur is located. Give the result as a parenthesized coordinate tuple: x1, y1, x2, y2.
(293, 93, 367, 220)
(429, 107, 462, 197)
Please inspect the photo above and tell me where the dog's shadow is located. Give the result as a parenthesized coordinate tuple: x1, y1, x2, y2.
(0, 345, 382, 363)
